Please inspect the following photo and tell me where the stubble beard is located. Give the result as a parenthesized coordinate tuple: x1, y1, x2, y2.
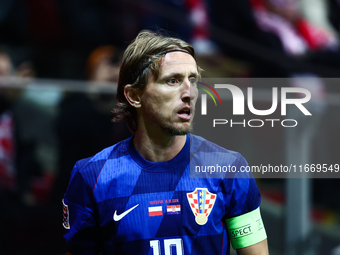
(145, 106, 195, 136)
(160, 120, 193, 136)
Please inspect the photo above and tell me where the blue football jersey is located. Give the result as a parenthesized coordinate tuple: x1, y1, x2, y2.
(63, 134, 261, 255)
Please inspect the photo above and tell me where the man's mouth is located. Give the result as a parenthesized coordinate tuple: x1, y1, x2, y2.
(177, 107, 191, 120)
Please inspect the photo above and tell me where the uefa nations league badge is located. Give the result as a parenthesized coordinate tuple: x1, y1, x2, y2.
(187, 188, 216, 225)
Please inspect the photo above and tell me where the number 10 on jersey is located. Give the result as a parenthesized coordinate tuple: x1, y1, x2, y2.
(150, 238, 184, 255)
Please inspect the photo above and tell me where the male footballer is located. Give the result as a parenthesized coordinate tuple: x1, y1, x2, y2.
(63, 30, 269, 255)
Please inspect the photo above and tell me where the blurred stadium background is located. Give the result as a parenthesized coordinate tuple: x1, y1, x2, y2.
(0, 0, 340, 254)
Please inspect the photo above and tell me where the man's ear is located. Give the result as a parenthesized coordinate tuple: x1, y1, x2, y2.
(124, 84, 142, 108)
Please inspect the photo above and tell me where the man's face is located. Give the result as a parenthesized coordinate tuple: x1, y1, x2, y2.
(139, 51, 199, 136)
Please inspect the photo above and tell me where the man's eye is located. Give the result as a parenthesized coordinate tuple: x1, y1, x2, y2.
(189, 77, 197, 85)
(168, 78, 178, 85)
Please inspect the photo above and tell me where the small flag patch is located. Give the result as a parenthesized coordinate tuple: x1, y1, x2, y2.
(148, 206, 163, 216)
(166, 204, 181, 215)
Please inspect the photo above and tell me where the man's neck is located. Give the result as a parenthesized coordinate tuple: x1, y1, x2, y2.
(133, 129, 187, 162)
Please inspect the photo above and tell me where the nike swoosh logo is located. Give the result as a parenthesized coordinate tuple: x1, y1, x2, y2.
(113, 204, 139, 221)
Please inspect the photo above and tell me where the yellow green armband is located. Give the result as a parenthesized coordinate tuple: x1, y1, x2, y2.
(225, 207, 267, 249)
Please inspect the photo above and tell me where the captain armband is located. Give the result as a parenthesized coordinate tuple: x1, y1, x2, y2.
(225, 207, 267, 249)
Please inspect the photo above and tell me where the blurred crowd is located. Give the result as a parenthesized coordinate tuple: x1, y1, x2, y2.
(0, 42, 132, 254)
(0, 0, 340, 254)
(2, 0, 340, 78)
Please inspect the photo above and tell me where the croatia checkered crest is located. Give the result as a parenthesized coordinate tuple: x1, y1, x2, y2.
(186, 188, 216, 225)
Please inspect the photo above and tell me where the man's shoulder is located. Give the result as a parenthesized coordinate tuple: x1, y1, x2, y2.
(74, 136, 132, 176)
(189, 134, 251, 179)
(190, 134, 243, 159)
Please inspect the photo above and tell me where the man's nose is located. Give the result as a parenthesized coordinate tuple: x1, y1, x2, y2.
(182, 78, 197, 102)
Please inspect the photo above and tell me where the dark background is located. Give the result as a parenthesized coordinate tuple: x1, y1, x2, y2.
(1, 0, 340, 254)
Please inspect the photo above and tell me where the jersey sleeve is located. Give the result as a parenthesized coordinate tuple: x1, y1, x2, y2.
(225, 154, 261, 217)
(223, 154, 266, 249)
(63, 162, 101, 255)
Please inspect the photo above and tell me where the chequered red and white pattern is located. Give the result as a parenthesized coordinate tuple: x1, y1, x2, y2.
(187, 188, 216, 217)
